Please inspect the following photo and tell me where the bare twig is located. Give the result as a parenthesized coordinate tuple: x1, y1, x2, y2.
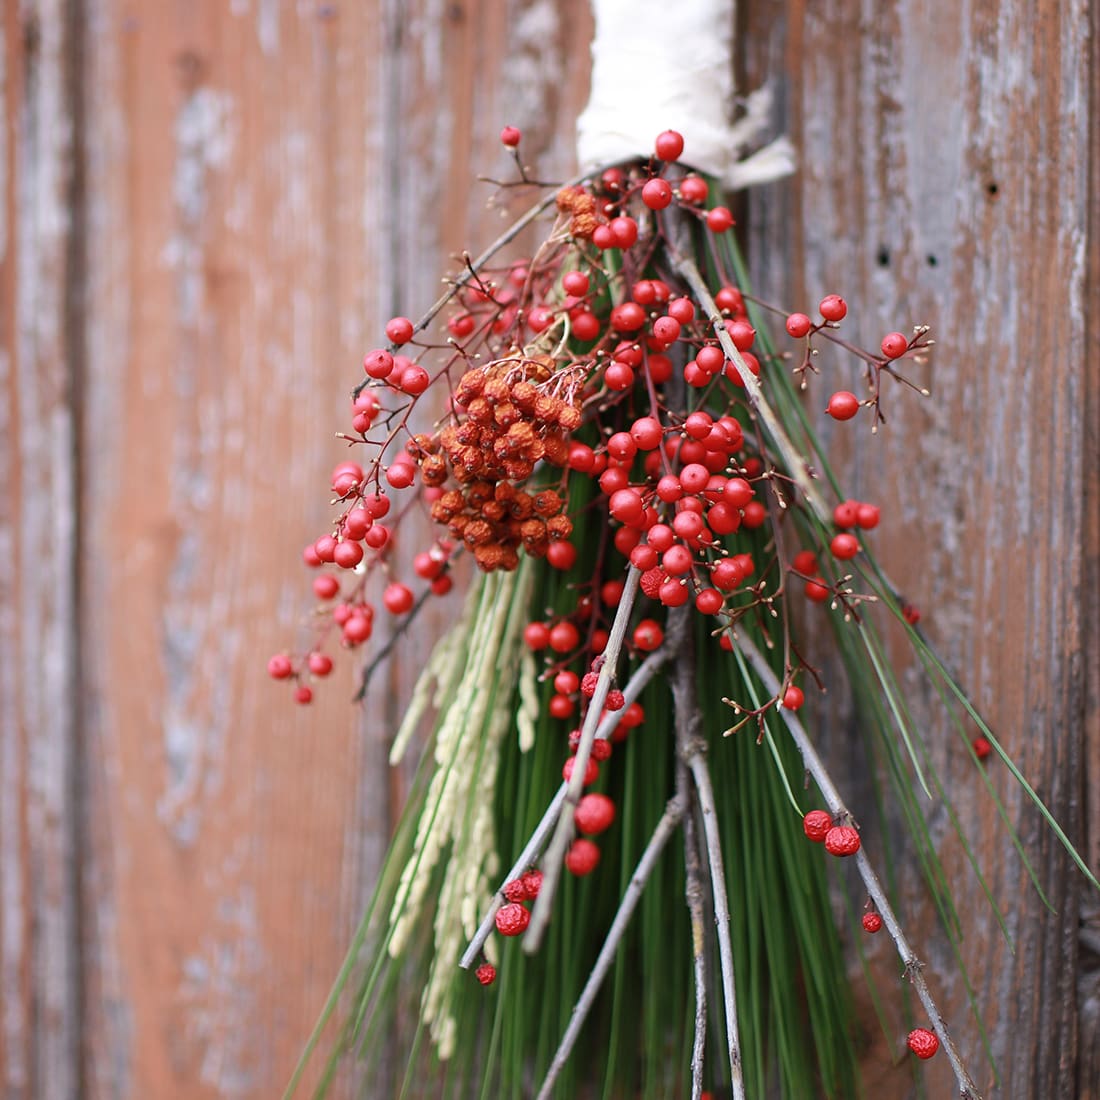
(460, 643, 672, 969)
(678, 756, 709, 1100)
(352, 173, 588, 398)
(732, 631, 982, 1100)
(533, 796, 685, 1100)
(525, 565, 642, 953)
(668, 606, 745, 1100)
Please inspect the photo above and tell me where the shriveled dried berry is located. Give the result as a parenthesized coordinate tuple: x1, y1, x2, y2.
(495, 902, 531, 937)
(907, 1027, 939, 1060)
(824, 825, 861, 857)
(802, 810, 832, 843)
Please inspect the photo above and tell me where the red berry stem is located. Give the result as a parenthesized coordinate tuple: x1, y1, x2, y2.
(459, 643, 672, 971)
(532, 795, 684, 1100)
(669, 249, 831, 527)
(731, 631, 982, 1100)
(525, 565, 643, 953)
(350, 170, 590, 402)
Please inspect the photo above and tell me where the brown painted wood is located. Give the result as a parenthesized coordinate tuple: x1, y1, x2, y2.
(740, 1, 1097, 1096)
(69, 2, 592, 1099)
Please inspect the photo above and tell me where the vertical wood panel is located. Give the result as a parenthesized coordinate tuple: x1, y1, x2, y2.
(0, 2, 82, 1098)
(741, 0, 1095, 1095)
(77, 2, 591, 1097)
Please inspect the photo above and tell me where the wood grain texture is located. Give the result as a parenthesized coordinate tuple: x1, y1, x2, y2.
(0, 3, 83, 1098)
(71, 2, 591, 1098)
(740, 0, 1097, 1095)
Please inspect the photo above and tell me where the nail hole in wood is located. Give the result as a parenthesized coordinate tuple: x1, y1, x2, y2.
(876, 247, 891, 268)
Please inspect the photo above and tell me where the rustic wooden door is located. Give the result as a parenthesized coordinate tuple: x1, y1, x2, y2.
(1, 2, 1095, 1098)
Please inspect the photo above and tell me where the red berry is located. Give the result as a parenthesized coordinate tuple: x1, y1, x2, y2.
(818, 294, 847, 322)
(520, 869, 543, 898)
(902, 602, 922, 626)
(785, 312, 812, 338)
(907, 1028, 939, 1060)
(268, 654, 294, 680)
(611, 301, 647, 332)
(500, 125, 521, 147)
(833, 500, 861, 528)
(524, 621, 550, 650)
(610, 216, 638, 248)
(826, 391, 860, 421)
(580, 671, 600, 698)
(294, 685, 313, 705)
(308, 652, 333, 677)
(654, 129, 684, 161)
(782, 685, 805, 710)
(706, 206, 734, 233)
(591, 738, 613, 761)
(678, 175, 708, 204)
(632, 619, 664, 651)
(385, 316, 414, 344)
(313, 574, 339, 601)
(862, 912, 883, 934)
(563, 755, 599, 785)
(565, 838, 600, 876)
(572, 310, 601, 340)
(476, 962, 497, 986)
(791, 550, 817, 575)
(652, 315, 681, 344)
(856, 503, 881, 529)
(726, 320, 755, 351)
(881, 331, 908, 359)
(824, 825, 861, 856)
(972, 736, 993, 760)
(741, 500, 767, 529)
(549, 620, 580, 653)
(503, 878, 528, 902)
(575, 793, 616, 835)
(383, 582, 414, 615)
(494, 902, 530, 937)
(642, 178, 673, 210)
(605, 689, 625, 711)
(562, 270, 589, 296)
(695, 587, 723, 615)
(830, 533, 861, 560)
(364, 348, 395, 378)
(549, 693, 574, 719)
(802, 810, 832, 842)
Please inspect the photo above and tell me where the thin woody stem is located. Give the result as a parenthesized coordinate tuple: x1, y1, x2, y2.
(352, 171, 589, 398)
(668, 606, 745, 1100)
(460, 642, 671, 969)
(732, 631, 982, 1100)
(533, 796, 684, 1100)
(678, 756, 709, 1100)
(525, 565, 642, 953)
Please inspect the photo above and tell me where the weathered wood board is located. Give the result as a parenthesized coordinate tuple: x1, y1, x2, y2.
(0, 1, 1094, 1097)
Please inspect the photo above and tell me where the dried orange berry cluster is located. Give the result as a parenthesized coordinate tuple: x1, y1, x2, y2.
(429, 353, 580, 572)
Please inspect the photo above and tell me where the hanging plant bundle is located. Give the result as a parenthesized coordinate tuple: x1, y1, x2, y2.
(271, 10, 1094, 1100)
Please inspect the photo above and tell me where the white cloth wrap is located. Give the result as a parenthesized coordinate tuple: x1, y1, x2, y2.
(575, 0, 795, 188)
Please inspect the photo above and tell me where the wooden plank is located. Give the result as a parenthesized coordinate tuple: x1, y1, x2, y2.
(77, 2, 592, 1097)
(0, 2, 83, 1097)
(740, 0, 1095, 1095)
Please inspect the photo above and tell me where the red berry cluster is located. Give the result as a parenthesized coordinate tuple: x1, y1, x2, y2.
(802, 810, 861, 857)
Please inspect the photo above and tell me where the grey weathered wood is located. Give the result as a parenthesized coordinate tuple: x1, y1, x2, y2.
(741, 0, 1097, 1095)
(0, 3, 82, 1099)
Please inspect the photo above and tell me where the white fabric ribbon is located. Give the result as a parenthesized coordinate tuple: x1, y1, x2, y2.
(575, 0, 794, 189)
